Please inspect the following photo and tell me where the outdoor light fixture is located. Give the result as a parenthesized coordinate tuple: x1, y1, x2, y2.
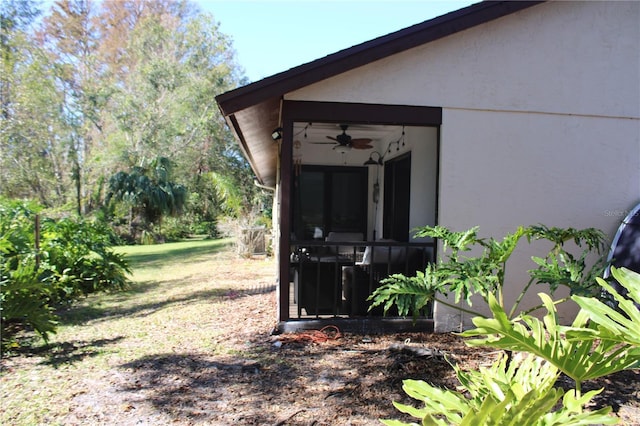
(386, 126, 406, 153)
(364, 151, 383, 166)
(364, 126, 407, 165)
(271, 127, 283, 140)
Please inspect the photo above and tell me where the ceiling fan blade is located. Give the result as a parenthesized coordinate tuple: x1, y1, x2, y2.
(326, 136, 339, 142)
(310, 141, 337, 145)
(351, 138, 373, 149)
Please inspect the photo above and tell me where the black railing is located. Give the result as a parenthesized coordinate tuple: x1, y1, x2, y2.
(290, 240, 435, 319)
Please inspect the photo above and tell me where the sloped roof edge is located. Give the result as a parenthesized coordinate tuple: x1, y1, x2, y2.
(215, 1, 544, 116)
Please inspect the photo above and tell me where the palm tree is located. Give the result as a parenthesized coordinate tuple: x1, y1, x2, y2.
(106, 156, 186, 240)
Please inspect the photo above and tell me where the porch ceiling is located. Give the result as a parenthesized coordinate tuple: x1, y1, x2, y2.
(293, 122, 404, 154)
(226, 106, 406, 187)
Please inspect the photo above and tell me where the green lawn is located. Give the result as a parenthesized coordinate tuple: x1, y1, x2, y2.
(115, 237, 233, 269)
(0, 238, 274, 425)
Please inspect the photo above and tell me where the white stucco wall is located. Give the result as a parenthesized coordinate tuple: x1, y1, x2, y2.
(289, 2, 639, 119)
(406, 127, 439, 237)
(285, 1, 640, 331)
(435, 108, 639, 330)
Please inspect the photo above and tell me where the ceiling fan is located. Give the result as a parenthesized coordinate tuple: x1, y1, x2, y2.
(312, 124, 373, 150)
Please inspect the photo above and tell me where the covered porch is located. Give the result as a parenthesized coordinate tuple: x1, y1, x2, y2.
(274, 101, 442, 330)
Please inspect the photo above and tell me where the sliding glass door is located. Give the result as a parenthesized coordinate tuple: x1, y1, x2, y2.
(292, 165, 367, 240)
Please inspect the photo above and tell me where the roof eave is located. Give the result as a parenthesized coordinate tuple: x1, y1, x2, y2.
(215, 1, 544, 116)
(214, 1, 545, 188)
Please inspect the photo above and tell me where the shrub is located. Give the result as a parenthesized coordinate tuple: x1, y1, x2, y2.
(385, 354, 616, 426)
(374, 222, 639, 425)
(1, 198, 130, 347)
(370, 224, 606, 320)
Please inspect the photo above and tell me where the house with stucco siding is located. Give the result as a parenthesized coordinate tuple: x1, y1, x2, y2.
(216, 0, 640, 332)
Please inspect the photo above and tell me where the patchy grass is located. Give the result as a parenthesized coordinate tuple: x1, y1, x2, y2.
(0, 238, 276, 425)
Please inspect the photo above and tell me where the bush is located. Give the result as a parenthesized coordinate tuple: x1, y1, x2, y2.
(370, 224, 606, 320)
(0, 198, 130, 347)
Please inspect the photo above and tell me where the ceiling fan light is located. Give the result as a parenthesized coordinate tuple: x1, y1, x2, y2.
(335, 145, 351, 154)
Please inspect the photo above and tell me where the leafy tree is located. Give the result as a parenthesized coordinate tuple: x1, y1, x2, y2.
(0, 28, 72, 206)
(95, 0, 194, 82)
(1, 0, 259, 238)
(39, 0, 103, 215)
(1, 0, 41, 118)
(98, 9, 250, 232)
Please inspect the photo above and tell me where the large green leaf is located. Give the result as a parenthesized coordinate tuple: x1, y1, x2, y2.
(382, 353, 616, 426)
(381, 378, 468, 425)
(539, 389, 616, 425)
(570, 267, 640, 347)
(461, 292, 640, 383)
(369, 266, 440, 317)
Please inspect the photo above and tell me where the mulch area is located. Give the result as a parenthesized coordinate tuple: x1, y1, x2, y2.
(101, 325, 640, 425)
(109, 330, 499, 425)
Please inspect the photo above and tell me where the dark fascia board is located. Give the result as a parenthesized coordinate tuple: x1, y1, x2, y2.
(215, 1, 544, 116)
(281, 100, 442, 126)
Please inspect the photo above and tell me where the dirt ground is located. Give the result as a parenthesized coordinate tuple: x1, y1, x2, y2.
(2, 252, 639, 425)
(62, 273, 640, 425)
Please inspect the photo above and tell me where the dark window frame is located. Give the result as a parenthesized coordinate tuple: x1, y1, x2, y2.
(383, 152, 412, 242)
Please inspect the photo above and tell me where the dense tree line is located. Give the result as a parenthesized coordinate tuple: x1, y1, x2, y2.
(1, 0, 269, 242)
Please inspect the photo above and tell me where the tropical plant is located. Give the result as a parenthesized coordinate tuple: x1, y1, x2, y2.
(382, 267, 640, 425)
(571, 267, 640, 347)
(384, 354, 616, 426)
(369, 225, 606, 320)
(106, 156, 187, 242)
(0, 198, 130, 347)
(0, 198, 56, 344)
(462, 270, 640, 393)
(37, 215, 130, 303)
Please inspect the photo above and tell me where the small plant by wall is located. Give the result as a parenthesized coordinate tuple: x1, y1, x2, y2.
(370, 224, 606, 320)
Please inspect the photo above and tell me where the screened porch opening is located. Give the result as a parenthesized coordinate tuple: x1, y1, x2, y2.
(288, 239, 435, 320)
(279, 106, 441, 327)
